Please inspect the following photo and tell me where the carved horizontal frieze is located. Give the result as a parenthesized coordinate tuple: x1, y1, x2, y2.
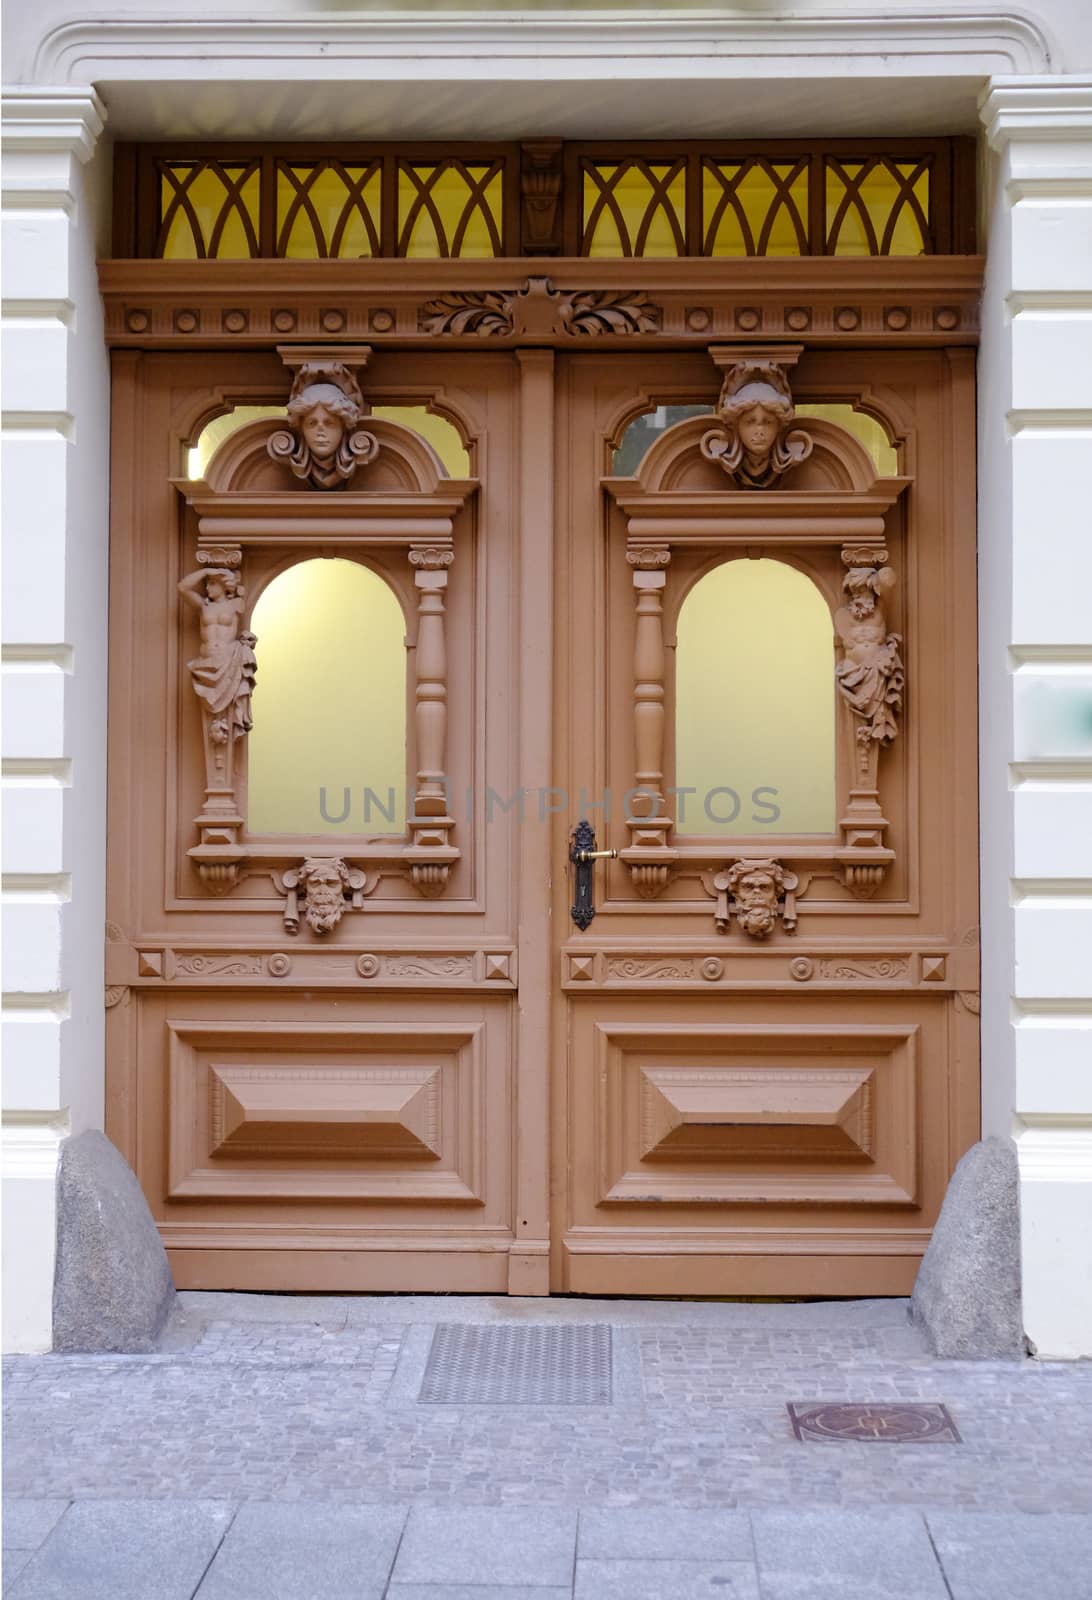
(562, 948, 973, 990)
(108, 943, 516, 989)
(99, 258, 983, 350)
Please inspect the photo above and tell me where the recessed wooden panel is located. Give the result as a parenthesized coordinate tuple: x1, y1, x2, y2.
(208, 1062, 442, 1159)
(167, 1019, 485, 1202)
(598, 1020, 917, 1206)
(640, 1064, 873, 1162)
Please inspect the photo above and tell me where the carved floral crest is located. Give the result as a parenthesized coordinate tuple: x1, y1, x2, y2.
(267, 361, 379, 490)
(700, 360, 813, 489)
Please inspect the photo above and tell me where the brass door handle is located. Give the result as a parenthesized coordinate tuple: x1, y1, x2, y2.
(570, 820, 616, 930)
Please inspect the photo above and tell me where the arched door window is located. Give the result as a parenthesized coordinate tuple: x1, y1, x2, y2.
(674, 558, 835, 835)
(247, 557, 407, 836)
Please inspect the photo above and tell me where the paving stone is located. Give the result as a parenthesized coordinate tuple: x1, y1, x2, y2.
(194, 1501, 405, 1599)
(1, 1502, 69, 1550)
(575, 1558, 760, 1598)
(392, 1506, 577, 1586)
(5, 1499, 233, 1600)
(4, 1299, 1091, 1516)
(752, 1508, 949, 1599)
(926, 1511, 1092, 1600)
(390, 1590, 572, 1600)
(2, 1552, 34, 1595)
(579, 1507, 753, 1561)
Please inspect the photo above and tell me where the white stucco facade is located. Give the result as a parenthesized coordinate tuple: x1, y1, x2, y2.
(3, 3, 1090, 1355)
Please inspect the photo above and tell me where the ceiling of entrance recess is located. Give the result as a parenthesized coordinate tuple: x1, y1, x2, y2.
(7, 1, 1091, 140)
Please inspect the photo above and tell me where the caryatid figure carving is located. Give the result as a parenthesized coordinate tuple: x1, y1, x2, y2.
(700, 360, 813, 489)
(834, 565, 905, 763)
(177, 566, 257, 747)
(267, 361, 379, 490)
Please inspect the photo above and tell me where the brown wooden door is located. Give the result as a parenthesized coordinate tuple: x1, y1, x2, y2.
(551, 347, 979, 1296)
(106, 338, 978, 1296)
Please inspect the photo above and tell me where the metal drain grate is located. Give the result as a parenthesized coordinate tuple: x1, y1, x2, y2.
(419, 1323, 612, 1405)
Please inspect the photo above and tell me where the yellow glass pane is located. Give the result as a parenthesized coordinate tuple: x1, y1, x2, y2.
(161, 165, 258, 260)
(584, 164, 683, 258)
(187, 406, 285, 480)
(399, 165, 502, 259)
(704, 164, 806, 257)
(278, 165, 381, 259)
(187, 404, 470, 481)
(675, 559, 835, 836)
(827, 161, 928, 257)
(248, 558, 407, 836)
(370, 406, 470, 478)
(795, 404, 898, 475)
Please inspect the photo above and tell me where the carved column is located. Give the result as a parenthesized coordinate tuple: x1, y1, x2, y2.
(622, 546, 678, 895)
(406, 543, 456, 895)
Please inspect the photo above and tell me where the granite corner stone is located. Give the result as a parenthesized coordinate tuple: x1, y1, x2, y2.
(52, 1129, 175, 1353)
(911, 1135, 1025, 1360)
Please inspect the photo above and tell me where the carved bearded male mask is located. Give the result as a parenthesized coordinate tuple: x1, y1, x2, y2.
(298, 858, 352, 934)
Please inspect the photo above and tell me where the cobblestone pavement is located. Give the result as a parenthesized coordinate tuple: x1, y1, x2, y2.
(4, 1294, 1092, 1597)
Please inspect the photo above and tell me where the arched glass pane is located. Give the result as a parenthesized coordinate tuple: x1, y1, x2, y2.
(675, 559, 835, 835)
(187, 404, 469, 480)
(613, 405, 713, 474)
(248, 558, 406, 836)
(796, 404, 898, 475)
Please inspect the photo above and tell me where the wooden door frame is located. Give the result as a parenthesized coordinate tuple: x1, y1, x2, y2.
(99, 253, 982, 1297)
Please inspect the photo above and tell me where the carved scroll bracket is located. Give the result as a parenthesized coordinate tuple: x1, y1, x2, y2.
(619, 544, 678, 897)
(700, 344, 813, 489)
(835, 544, 903, 897)
(702, 859, 801, 939)
(274, 857, 379, 936)
(406, 541, 459, 897)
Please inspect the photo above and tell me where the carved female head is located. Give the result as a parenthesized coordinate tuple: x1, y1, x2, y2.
(700, 361, 812, 489)
(268, 361, 379, 490)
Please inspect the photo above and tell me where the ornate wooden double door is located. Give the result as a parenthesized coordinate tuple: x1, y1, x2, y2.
(106, 331, 979, 1296)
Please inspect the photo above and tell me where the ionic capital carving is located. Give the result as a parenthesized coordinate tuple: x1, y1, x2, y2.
(626, 547, 671, 571)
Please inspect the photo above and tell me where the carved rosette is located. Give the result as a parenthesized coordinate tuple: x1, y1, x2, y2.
(266, 358, 378, 490)
(275, 858, 377, 936)
(703, 859, 800, 938)
(699, 355, 813, 489)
